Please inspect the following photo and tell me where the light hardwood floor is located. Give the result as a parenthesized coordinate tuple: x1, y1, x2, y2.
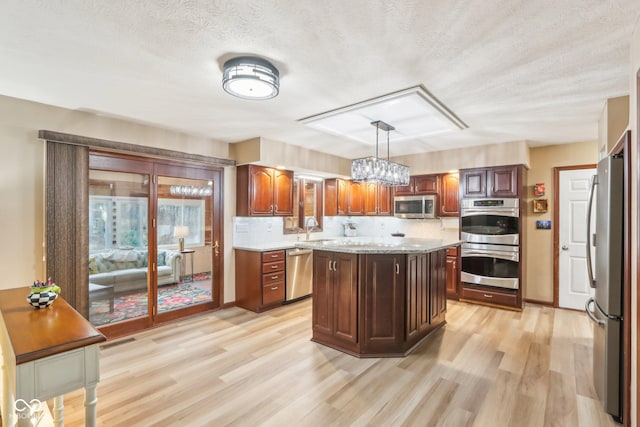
(58, 299, 619, 426)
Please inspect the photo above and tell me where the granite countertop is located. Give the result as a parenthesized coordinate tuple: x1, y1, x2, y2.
(295, 237, 463, 254)
(233, 241, 298, 252)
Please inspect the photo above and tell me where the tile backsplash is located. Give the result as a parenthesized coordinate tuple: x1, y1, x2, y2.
(233, 216, 459, 247)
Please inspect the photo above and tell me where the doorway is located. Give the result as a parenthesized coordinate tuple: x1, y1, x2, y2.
(555, 165, 596, 309)
(88, 153, 223, 336)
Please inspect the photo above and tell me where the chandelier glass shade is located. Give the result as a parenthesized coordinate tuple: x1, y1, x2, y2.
(222, 56, 279, 100)
(351, 121, 410, 186)
(169, 185, 212, 197)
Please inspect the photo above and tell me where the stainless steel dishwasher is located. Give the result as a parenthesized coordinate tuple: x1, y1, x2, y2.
(285, 248, 313, 301)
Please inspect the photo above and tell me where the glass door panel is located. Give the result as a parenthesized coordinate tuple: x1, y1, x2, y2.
(156, 176, 213, 313)
(88, 169, 150, 326)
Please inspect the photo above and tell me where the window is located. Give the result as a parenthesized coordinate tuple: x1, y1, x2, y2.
(89, 196, 148, 251)
(157, 198, 205, 247)
(284, 176, 323, 234)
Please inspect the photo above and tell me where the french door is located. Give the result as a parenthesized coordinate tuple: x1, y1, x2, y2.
(88, 153, 222, 337)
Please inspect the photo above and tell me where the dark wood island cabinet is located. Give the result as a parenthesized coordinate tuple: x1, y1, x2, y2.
(308, 241, 456, 358)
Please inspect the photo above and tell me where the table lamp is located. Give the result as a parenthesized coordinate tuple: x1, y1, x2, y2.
(173, 226, 189, 251)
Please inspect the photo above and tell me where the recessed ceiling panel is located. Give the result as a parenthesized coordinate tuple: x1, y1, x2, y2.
(299, 85, 468, 144)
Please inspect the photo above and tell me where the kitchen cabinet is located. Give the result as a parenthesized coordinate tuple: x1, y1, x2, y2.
(394, 175, 439, 196)
(326, 179, 392, 216)
(430, 249, 447, 324)
(460, 165, 521, 198)
(446, 246, 459, 300)
(460, 284, 519, 309)
(348, 181, 365, 215)
(364, 182, 393, 216)
(324, 178, 348, 216)
(378, 183, 393, 215)
(236, 165, 294, 216)
(406, 253, 430, 345)
(312, 250, 359, 351)
(361, 254, 405, 354)
(439, 172, 460, 217)
(312, 249, 449, 357)
(235, 249, 286, 312)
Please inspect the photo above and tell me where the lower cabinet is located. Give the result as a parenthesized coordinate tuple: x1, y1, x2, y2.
(446, 246, 460, 300)
(460, 285, 519, 308)
(312, 249, 448, 357)
(312, 250, 359, 352)
(235, 249, 285, 312)
(361, 254, 405, 354)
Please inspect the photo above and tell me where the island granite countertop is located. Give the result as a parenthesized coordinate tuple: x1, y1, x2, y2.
(295, 236, 463, 254)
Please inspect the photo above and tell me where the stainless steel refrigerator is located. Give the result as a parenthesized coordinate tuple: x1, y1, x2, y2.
(585, 155, 624, 422)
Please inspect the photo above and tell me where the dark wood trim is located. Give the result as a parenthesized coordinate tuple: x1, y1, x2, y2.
(524, 298, 554, 307)
(552, 164, 596, 308)
(39, 130, 235, 167)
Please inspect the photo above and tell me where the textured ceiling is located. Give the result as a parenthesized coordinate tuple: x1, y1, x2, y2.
(0, 1, 639, 159)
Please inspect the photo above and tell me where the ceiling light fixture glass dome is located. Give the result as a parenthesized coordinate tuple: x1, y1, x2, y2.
(222, 56, 280, 100)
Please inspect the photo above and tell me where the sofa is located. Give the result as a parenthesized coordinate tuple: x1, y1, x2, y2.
(89, 248, 183, 294)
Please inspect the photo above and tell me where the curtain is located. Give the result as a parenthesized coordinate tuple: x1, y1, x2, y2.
(46, 142, 89, 317)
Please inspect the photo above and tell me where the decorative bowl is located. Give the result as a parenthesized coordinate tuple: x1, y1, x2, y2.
(27, 284, 61, 309)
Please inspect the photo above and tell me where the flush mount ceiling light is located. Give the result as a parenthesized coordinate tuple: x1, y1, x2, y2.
(351, 120, 410, 186)
(222, 56, 279, 100)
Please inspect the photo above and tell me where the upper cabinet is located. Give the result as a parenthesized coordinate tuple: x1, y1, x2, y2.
(364, 182, 393, 216)
(394, 175, 439, 196)
(460, 165, 522, 198)
(325, 179, 392, 216)
(236, 165, 294, 216)
(438, 172, 459, 217)
(324, 178, 348, 216)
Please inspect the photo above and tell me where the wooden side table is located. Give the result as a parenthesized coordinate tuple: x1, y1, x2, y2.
(0, 287, 106, 426)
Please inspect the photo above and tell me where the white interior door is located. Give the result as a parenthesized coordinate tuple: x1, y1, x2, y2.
(558, 168, 596, 309)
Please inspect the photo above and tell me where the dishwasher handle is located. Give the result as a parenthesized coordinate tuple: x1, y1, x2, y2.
(287, 249, 313, 256)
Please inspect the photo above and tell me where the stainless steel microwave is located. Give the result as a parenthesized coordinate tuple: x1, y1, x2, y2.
(394, 195, 436, 219)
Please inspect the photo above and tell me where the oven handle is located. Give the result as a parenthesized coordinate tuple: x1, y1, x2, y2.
(460, 208, 519, 218)
(461, 250, 519, 262)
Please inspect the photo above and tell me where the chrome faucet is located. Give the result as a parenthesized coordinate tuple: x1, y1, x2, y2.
(305, 217, 319, 240)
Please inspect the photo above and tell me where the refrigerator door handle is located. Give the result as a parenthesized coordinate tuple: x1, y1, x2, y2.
(585, 297, 605, 326)
(586, 174, 598, 288)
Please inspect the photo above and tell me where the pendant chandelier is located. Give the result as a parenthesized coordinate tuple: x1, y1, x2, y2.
(351, 120, 410, 186)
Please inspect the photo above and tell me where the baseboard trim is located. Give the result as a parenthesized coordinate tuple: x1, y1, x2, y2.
(524, 298, 554, 307)
(221, 301, 236, 309)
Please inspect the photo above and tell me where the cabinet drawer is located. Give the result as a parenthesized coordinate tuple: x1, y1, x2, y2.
(446, 247, 458, 257)
(460, 285, 517, 307)
(262, 282, 285, 305)
(262, 251, 285, 262)
(263, 271, 285, 285)
(263, 260, 285, 273)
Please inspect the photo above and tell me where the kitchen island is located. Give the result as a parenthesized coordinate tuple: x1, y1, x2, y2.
(296, 237, 461, 357)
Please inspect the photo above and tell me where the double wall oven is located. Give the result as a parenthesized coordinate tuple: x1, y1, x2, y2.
(460, 198, 520, 290)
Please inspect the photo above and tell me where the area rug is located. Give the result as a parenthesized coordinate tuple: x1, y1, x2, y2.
(90, 283, 212, 326)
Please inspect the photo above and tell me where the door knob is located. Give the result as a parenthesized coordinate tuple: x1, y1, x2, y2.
(561, 245, 569, 250)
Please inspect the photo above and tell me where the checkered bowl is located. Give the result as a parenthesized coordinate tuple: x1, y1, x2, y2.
(26, 291, 59, 309)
